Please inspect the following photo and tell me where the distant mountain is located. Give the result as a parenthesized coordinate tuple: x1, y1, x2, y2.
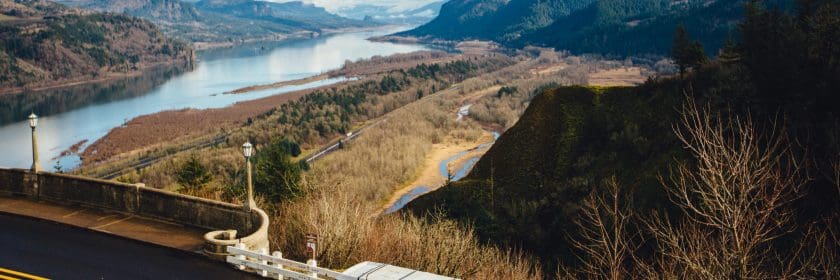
(337, 1, 445, 25)
(56, 0, 377, 43)
(401, 0, 792, 56)
(0, 0, 192, 93)
(196, 0, 370, 30)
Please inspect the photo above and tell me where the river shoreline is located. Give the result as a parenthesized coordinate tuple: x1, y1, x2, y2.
(194, 25, 409, 51)
(80, 77, 358, 166)
(224, 74, 349, 95)
(0, 60, 194, 96)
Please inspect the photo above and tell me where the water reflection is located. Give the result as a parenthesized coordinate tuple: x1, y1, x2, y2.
(0, 27, 429, 170)
(0, 64, 191, 126)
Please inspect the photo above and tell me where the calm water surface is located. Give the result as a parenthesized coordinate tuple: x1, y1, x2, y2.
(0, 28, 428, 170)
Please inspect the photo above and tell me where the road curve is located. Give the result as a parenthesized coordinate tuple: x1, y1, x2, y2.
(0, 213, 260, 280)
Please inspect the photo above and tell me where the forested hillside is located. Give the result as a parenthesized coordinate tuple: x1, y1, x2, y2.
(402, 0, 791, 56)
(57, 0, 375, 43)
(407, 1, 840, 277)
(0, 0, 191, 93)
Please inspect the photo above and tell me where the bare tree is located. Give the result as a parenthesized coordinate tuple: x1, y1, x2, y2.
(563, 177, 638, 280)
(648, 99, 805, 279)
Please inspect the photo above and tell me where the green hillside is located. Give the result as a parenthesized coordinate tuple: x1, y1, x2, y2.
(406, 0, 839, 276)
(402, 0, 792, 56)
(404, 0, 594, 42)
(57, 0, 376, 43)
(407, 84, 689, 270)
(0, 0, 191, 92)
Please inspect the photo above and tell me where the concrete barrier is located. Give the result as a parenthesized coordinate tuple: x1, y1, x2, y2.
(205, 207, 270, 258)
(0, 168, 269, 258)
(39, 172, 140, 213)
(137, 186, 252, 233)
(0, 168, 30, 195)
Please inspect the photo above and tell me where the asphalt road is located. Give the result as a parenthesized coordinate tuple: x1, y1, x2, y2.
(0, 213, 261, 280)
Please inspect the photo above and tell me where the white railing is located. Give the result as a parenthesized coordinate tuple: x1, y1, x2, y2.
(226, 243, 459, 280)
(226, 244, 354, 280)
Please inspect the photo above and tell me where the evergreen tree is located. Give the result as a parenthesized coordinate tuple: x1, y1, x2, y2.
(176, 154, 212, 192)
(717, 38, 741, 64)
(253, 139, 303, 202)
(671, 24, 708, 75)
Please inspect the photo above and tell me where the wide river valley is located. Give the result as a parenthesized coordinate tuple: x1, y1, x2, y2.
(0, 27, 429, 170)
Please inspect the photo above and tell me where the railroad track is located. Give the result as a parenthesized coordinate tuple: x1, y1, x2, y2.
(93, 118, 385, 180)
(304, 118, 386, 164)
(95, 134, 228, 180)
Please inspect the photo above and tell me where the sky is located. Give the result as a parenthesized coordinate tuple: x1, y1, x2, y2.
(265, 0, 442, 13)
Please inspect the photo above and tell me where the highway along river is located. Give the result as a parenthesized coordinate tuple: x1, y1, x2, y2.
(0, 27, 428, 170)
(0, 213, 261, 279)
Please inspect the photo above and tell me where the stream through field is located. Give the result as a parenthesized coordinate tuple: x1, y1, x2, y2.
(385, 131, 500, 214)
(0, 27, 430, 170)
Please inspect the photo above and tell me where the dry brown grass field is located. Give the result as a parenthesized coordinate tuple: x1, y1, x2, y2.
(85, 48, 652, 278)
(265, 51, 640, 278)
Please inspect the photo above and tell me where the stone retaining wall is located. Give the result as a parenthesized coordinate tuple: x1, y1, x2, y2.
(0, 168, 269, 256)
(0, 168, 28, 195)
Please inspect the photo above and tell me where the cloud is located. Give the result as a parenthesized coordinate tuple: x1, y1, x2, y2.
(264, 0, 441, 13)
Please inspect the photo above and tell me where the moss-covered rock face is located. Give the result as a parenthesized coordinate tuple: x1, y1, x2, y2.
(406, 85, 688, 267)
(0, 0, 191, 91)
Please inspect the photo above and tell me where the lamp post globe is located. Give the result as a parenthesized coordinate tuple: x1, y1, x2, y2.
(28, 113, 41, 172)
(242, 142, 255, 211)
(242, 142, 253, 158)
(28, 113, 38, 128)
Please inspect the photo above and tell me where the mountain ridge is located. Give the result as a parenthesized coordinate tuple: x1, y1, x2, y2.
(0, 0, 192, 93)
(56, 0, 377, 44)
(401, 0, 792, 56)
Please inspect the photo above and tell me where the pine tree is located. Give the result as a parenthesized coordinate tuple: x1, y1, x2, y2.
(176, 154, 212, 193)
(254, 139, 303, 202)
(717, 38, 741, 64)
(672, 24, 708, 76)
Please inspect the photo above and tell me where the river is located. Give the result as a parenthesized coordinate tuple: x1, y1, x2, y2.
(0, 27, 429, 170)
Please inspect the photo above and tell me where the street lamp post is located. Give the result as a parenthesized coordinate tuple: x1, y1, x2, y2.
(29, 113, 41, 173)
(243, 142, 255, 211)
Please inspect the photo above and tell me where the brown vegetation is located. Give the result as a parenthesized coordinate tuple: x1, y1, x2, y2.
(0, 0, 192, 94)
(560, 178, 637, 279)
(224, 74, 331, 95)
(81, 81, 346, 164)
(645, 102, 806, 279)
(587, 67, 646, 87)
(270, 81, 542, 278)
(261, 50, 625, 278)
(560, 101, 839, 279)
(96, 48, 662, 278)
(81, 52, 517, 167)
(331, 51, 460, 77)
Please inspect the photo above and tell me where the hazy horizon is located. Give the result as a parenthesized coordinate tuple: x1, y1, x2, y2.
(264, 0, 442, 13)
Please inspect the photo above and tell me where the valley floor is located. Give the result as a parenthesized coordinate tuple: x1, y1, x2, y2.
(73, 45, 651, 277)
